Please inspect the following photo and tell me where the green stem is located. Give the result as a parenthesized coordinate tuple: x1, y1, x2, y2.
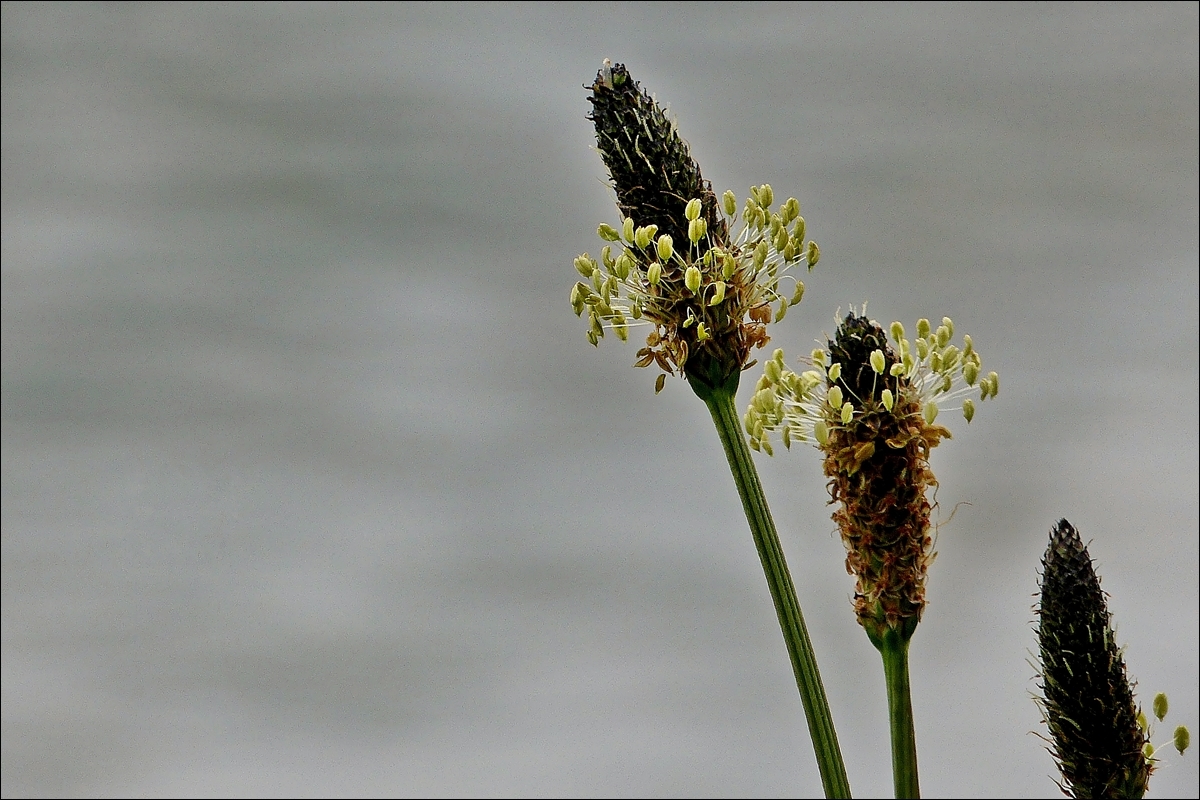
(880, 631, 919, 799)
(701, 384, 852, 799)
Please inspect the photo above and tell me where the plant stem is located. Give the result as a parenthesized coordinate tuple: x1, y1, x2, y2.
(880, 631, 919, 799)
(702, 384, 852, 799)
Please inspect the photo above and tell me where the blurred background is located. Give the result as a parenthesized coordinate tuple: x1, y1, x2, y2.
(3, 2, 1196, 797)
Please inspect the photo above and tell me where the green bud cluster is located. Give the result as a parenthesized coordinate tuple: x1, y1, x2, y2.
(570, 183, 818, 391)
(744, 312, 997, 454)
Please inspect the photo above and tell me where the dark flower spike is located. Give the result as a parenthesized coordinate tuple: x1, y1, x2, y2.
(573, 61, 820, 396)
(1036, 519, 1152, 798)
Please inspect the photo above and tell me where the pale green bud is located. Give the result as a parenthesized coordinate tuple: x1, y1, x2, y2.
(574, 254, 596, 278)
(881, 388, 894, 412)
(656, 234, 674, 262)
(962, 398, 975, 423)
(840, 402, 854, 424)
(759, 183, 773, 208)
(634, 225, 656, 250)
(765, 358, 782, 383)
(916, 338, 930, 359)
(783, 197, 800, 224)
(622, 216, 635, 243)
(917, 318, 931, 339)
(791, 281, 805, 305)
(647, 261, 663, 286)
(570, 284, 585, 316)
(1174, 725, 1190, 754)
(793, 216, 805, 244)
(598, 223, 621, 242)
(782, 241, 796, 262)
(936, 324, 951, 348)
(923, 402, 939, 424)
(812, 349, 827, 367)
(684, 265, 702, 294)
(685, 198, 703, 221)
(942, 317, 954, 338)
(930, 351, 942, 373)
(890, 362, 906, 377)
(601, 245, 615, 268)
(962, 333, 974, 357)
(689, 217, 707, 243)
(776, 299, 788, 321)
(722, 190, 737, 217)
(870, 349, 886, 374)
(612, 253, 631, 281)
(987, 371, 999, 397)
(1155, 693, 1169, 721)
(615, 250, 636, 280)
(815, 419, 830, 445)
(614, 318, 628, 342)
(806, 240, 820, 268)
(781, 426, 791, 449)
(631, 301, 642, 320)
(774, 227, 789, 253)
(709, 280, 726, 306)
(827, 363, 842, 382)
(696, 322, 710, 341)
(721, 252, 737, 280)
(890, 321, 905, 342)
(828, 385, 843, 409)
(963, 361, 979, 386)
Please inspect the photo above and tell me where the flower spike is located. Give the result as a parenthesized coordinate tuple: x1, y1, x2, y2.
(575, 61, 821, 396)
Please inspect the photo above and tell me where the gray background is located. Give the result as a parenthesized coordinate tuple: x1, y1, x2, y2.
(3, 2, 1197, 797)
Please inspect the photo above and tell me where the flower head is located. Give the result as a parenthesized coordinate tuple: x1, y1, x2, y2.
(744, 311, 998, 643)
(572, 61, 819, 396)
(1036, 519, 1153, 798)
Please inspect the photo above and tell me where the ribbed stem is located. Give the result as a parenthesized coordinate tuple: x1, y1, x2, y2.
(701, 384, 851, 798)
(880, 631, 919, 799)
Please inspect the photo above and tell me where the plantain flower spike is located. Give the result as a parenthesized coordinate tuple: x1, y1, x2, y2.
(571, 60, 819, 396)
(1035, 519, 1160, 798)
(744, 310, 998, 645)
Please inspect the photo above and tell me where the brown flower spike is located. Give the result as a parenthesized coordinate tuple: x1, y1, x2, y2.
(746, 312, 998, 643)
